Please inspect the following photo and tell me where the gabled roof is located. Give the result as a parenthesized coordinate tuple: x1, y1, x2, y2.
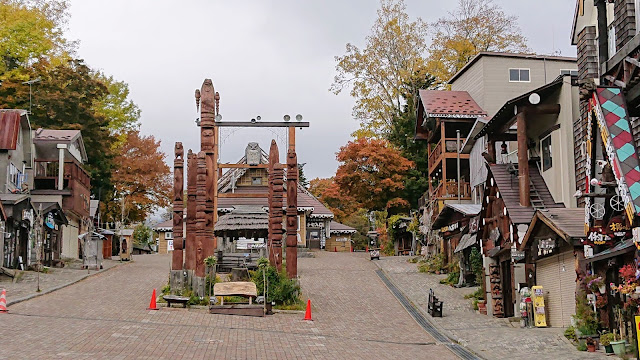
(475, 75, 569, 139)
(154, 219, 173, 232)
(330, 221, 357, 234)
(448, 52, 577, 84)
(33, 128, 88, 163)
(571, 0, 595, 45)
(419, 90, 486, 118)
(519, 208, 586, 250)
(214, 206, 268, 233)
(488, 163, 564, 225)
(0, 110, 27, 150)
(432, 203, 481, 229)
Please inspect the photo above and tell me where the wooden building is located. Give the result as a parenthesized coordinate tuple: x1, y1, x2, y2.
(519, 208, 586, 327)
(326, 221, 356, 252)
(432, 204, 481, 280)
(154, 219, 175, 254)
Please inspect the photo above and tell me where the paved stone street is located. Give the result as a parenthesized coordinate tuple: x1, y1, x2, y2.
(0, 252, 456, 360)
(376, 256, 611, 360)
(1, 258, 123, 304)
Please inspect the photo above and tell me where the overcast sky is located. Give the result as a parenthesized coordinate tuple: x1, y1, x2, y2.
(65, 0, 576, 180)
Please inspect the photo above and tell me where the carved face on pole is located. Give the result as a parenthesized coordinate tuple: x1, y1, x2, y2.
(201, 129, 214, 152)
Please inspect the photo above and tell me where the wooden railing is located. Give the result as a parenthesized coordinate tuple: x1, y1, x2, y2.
(428, 138, 464, 170)
(433, 180, 471, 199)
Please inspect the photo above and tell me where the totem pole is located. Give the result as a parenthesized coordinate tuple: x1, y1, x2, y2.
(285, 149, 298, 278)
(268, 140, 284, 271)
(170, 142, 184, 291)
(185, 150, 197, 279)
(194, 152, 208, 295)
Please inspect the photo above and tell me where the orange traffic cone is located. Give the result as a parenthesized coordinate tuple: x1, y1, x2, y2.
(0, 288, 7, 313)
(303, 299, 312, 321)
(147, 288, 159, 310)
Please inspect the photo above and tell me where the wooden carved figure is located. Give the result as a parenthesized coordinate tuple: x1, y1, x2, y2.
(285, 149, 298, 278)
(185, 149, 197, 271)
(172, 142, 184, 271)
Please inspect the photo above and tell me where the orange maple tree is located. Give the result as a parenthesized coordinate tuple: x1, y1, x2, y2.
(334, 138, 413, 212)
(309, 177, 362, 222)
(103, 130, 171, 223)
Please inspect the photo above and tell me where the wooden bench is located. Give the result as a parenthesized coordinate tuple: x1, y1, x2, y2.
(428, 288, 443, 317)
(163, 295, 190, 308)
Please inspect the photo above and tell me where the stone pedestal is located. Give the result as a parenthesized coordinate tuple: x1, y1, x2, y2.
(170, 270, 183, 294)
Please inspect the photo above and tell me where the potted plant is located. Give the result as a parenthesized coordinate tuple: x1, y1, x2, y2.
(600, 333, 616, 354)
(586, 276, 605, 294)
(611, 339, 626, 355)
(585, 337, 596, 352)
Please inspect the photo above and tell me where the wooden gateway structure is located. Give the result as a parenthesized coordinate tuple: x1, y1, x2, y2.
(170, 79, 309, 296)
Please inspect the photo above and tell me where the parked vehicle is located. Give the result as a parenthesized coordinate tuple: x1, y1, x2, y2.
(370, 248, 380, 260)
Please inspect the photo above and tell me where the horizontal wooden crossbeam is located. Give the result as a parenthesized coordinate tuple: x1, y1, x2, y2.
(218, 193, 269, 198)
(214, 121, 309, 128)
(219, 164, 269, 169)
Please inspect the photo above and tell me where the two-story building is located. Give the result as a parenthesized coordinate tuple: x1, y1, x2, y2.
(0, 109, 34, 269)
(30, 129, 91, 262)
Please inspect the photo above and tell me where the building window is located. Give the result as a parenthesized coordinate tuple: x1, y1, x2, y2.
(251, 177, 262, 185)
(165, 232, 173, 239)
(560, 69, 578, 76)
(509, 68, 530, 82)
(608, 25, 616, 58)
(541, 135, 552, 171)
(8, 163, 21, 187)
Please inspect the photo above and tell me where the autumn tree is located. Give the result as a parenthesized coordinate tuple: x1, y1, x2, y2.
(102, 131, 171, 224)
(427, 0, 529, 84)
(92, 72, 141, 139)
(331, 0, 429, 137)
(133, 223, 153, 246)
(334, 138, 413, 212)
(0, 0, 74, 80)
(309, 177, 362, 222)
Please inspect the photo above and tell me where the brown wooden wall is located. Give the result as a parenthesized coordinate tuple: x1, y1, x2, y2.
(614, 0, 636, 51)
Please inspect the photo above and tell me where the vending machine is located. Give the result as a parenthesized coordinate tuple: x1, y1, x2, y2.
(531, 285, 547, 327)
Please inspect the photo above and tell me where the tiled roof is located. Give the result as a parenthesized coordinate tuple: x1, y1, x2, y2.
(0, 110, 22, 150)
(154, 219, 172, 231)
(419, 90, 486, 117)
(33, 129, 80, 142)
(489, 163, 564, 224)
(216, 186, 333, 217)
(537, 208, 586, 239)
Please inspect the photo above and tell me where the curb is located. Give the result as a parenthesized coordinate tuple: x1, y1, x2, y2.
(6, 261, 130, 307)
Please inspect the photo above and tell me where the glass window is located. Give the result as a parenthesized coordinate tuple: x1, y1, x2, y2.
(560, 69, 578, 76)
(509, 68, 530, 82)
(608, 25, 616, 58)
(252, 177, 262, 185)
(165, 232, 173, 239)
(541, 135, 552, 171)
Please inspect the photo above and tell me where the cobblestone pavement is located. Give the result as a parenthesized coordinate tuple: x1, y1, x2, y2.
(0, 252, 456, 360)
(0, 258, 123, 304)
(376, 256, 611, 360)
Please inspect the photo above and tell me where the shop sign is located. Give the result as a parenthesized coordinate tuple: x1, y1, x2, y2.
(511, 247, 525, 261)
(584, 245, 594, 258)
(588, 231, 611, 245)
(440, 222, 459, 233)
(167, 240, 174, 251)
(22, 209, 33, 226)
(537, 238, 556, 257)
(45, 212, 55, 229)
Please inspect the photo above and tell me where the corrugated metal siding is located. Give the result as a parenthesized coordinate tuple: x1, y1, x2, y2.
(536, 252, 576, 327)
(0, 111, 21, 150)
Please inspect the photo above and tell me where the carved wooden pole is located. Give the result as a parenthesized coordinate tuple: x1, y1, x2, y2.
(199, 79, 218, 276)
(195, 152, 207, 281)
(268, 140, 284, 271)
(172, 142, 184, 271)
(286, 148, 298, 278)
(185, 149, 197, 271)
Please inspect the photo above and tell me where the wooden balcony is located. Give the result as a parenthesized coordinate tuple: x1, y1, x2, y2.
(432, 181, 472, 200)
(428, 138, 467, 173)
(33, 159, 91, 218)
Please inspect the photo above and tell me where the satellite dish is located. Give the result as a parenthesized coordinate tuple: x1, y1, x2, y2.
(529, 93, 541, 105)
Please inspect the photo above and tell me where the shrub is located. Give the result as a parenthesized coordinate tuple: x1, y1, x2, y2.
(464, 288, 484, 300)
(472, 298, 479, 310)
(564, 326, 577, 342)
(577, 341, 587, 351)
(440, 271, 460, 285)
(419, 253, 446, 273)
(573, 290, 598, 335)
(250, 262, 301, 305)
(469, 247, 483, 285)
(600, 332, 616, 346)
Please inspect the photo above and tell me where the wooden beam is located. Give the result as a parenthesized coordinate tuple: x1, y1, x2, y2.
(517, 111, 530, 207)
(219, 164, 269, 169)
(625, 56, 640, 69)
(218, 193, 269, 198)
(604, 75, 626, 88)
(288, 127, 296, 152)
(215, 121, 309, 128)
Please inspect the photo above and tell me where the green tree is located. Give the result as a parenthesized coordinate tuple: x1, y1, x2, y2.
(297, 163, 309, 189)
(331, 0, 429, 137)
(427, 0, 529, 85)
(0, 0, 74, 80)
(0, 59, 114, 196)
(132, 223, 153, 246)
(92, 72, 141, 140)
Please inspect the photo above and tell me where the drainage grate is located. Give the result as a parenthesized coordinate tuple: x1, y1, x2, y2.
(375, 269, 481, 360)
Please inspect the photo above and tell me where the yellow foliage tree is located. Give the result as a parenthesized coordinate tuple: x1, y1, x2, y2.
(427, 0, 530, 85)
(331, 0, 429, 138)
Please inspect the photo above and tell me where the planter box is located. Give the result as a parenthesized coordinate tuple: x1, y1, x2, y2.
(611, 340, 626, 355)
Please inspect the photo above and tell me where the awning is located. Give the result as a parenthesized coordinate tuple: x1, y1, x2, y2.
(585, 239, 636, 263)
(454, 234, 477, 253)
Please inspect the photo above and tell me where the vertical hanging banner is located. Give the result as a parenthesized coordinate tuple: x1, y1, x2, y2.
(592, 87, 640, 221)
